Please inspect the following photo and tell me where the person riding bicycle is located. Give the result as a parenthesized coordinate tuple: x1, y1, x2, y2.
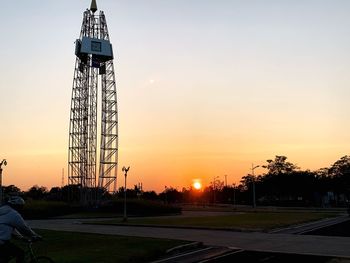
(0, 196, 42, 263)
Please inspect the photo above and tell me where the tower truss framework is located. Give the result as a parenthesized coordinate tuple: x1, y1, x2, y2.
(68, 3, 118, 197)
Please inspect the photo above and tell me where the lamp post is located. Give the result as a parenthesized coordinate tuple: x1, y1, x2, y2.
(0, 159, 7, 205)
(122, 166, 130, 222)
(251, 164, 259, 208)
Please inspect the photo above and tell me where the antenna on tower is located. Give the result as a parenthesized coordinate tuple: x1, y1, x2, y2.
(90, 0, 98, 13)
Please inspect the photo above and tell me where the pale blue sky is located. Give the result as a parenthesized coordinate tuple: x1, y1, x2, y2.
(1, 1, 350, 191)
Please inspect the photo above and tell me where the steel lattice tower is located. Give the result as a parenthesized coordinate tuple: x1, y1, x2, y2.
(68, 0, 118, 198)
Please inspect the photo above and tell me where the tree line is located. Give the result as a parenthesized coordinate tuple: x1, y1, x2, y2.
(3, 155, 350, 207)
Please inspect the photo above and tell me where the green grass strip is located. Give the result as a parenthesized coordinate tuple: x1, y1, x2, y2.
(13, 229, 188, 263)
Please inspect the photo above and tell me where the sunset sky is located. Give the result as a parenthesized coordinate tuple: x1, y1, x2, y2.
(1, 0, 350, 193)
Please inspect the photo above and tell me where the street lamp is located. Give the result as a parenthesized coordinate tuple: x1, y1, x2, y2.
(122, 166, 130, 222)
(251, 164, 259, 208)
(0, 159, 7, 205)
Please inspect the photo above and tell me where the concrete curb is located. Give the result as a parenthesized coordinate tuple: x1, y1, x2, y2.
(83, 222, 252, 232)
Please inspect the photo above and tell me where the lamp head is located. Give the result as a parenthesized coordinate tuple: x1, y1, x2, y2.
(122, 166, 130, 172)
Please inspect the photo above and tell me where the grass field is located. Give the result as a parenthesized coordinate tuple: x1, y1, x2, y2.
(91, 211, 339, 231)
(11, 229, 188, 263)
(8, 210, 344, 262)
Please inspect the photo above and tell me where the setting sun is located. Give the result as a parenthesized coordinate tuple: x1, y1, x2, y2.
(193, 181, 202, 190)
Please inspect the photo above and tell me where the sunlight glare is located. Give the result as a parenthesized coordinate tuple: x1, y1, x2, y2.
(193, 181, 202, 190)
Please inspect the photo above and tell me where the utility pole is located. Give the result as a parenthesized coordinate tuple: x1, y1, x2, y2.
(251, 164, 259, 208)
(0, 159, 7, 205)
(122, 166, 130, 222)
(224, 175, 227, 187)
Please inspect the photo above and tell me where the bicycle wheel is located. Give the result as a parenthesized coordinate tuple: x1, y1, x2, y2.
(32, 256, 55, 263)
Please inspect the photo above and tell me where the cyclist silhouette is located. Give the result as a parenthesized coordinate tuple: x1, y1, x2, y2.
(0, 196, 42, 263)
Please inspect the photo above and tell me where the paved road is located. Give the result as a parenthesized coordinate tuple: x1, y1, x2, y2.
(28, 217, 350, 259)
(270, 214, 350, 234)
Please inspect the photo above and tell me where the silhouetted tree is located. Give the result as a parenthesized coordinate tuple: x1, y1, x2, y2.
(328, 156, 350, 203)
(315, 168, 332, 195)
(47, 186, 62, 201)
(221, 186, 237, 204)
(25, 185, 48, 200)
(142, 191, 158, 201)
(159, 187, 182, 204)
(181, 187, 191, 203)
(240, 175, 254, 190)
(3, 185, 21, 196)
(117, 186, 138, 198)
(263, 155, 299, 176)
(247, 156, 319, 205)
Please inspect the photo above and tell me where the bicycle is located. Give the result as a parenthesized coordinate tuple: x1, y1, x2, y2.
(4, 239, 55, 263)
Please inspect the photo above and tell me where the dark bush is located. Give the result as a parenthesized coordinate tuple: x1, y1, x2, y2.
(22, 200, 79, 219)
